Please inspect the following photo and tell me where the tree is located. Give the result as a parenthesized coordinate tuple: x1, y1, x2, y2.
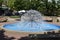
(14, 0, 25, 10)
(14, 0, 60, 17)
(40, 0, 58, 16)
(7, 0, 15, 10)
(57, 0, 60, 16)
(14, 0, 42, 11)
(0, 0, 3, 9)
(0, 0, 4, 16)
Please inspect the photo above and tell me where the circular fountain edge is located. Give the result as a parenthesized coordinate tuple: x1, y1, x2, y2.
(0, 25, 60, 34)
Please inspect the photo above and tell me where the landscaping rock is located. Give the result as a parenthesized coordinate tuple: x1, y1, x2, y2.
(0, 17, 7, 22)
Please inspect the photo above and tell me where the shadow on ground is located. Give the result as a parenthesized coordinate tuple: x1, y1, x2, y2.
(1, 29, 60, 40)
(18, 37, 60, 40)
(18, 31, 60, 40)
(0, 29, 16, 40)
(18, 36, 60, 40)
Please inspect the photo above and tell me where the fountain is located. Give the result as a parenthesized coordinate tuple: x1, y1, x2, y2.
(3, 10, 60, 34)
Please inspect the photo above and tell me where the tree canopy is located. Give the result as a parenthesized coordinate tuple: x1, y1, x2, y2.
(7, 0, 15, 10)
(3, 0, 60, 16)
(13, 0, 60, 16)
(0, 0, 3, 8)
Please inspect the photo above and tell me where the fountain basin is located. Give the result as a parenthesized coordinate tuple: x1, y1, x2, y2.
(2, 10, 60, 34)
(2, 21, 60, 33)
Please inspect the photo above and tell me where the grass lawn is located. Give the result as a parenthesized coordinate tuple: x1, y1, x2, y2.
(10, 16, 20, 18)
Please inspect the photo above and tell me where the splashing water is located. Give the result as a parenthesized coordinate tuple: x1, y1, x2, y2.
(3, 10, 60, 32)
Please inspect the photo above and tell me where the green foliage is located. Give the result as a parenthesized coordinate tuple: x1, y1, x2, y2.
(0, 0, 3, 3)
(0, 0, 3, 8)
(14, 0, 32, 10)
(38, 0, 60, 16)
(14, 0, 42, 10)
(7, 0, 15, 10)
(10, 16, 20, 18)
(6, 0, 60, 16)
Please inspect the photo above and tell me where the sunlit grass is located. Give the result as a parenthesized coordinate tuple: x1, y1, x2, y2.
(10, 16, 20, 18)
